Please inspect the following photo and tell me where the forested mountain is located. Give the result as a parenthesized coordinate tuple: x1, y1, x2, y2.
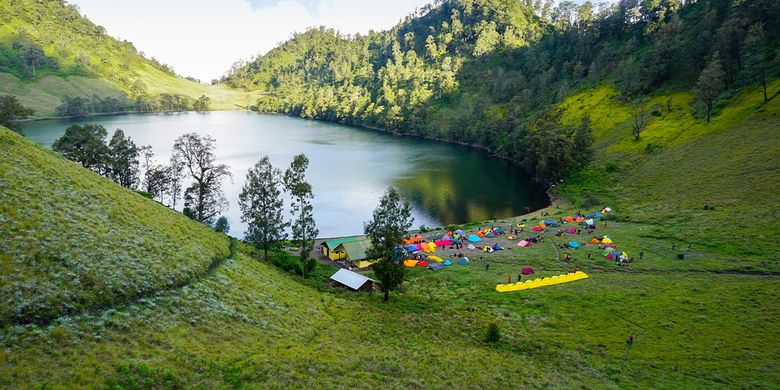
(0, 0, 254, 116)
(223, 0, 779, 183)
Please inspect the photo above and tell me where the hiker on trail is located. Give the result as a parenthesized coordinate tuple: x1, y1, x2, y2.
(577, 229, 581, 235)
(672, 243, 677, 250)
(587, 253, 591, 260)
(485, 261, 490, 271)
(639, 251, 644, 260)
(518, 274, 522, 282)
(627, 334, 635, 346)
(688, 243, 692, 250)
(604, 222, 608, 229)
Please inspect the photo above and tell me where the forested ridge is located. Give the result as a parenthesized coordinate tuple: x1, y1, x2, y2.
(223, 0, 779, 183)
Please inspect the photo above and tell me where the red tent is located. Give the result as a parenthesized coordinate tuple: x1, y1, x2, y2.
(522, 267, 534, 275)
(417, 261, 429, 267)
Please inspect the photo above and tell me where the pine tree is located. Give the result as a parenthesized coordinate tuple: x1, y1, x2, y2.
(239, 156, 288, 261)
(107, 129, 140, 189)
(284, 154, 318, 277)
(695, 54, 726, 123)
(364, 188, 414, 301)
(741, 23, 769, 103)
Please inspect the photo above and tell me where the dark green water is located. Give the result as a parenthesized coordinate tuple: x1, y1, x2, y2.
(22, 111, 547, 237)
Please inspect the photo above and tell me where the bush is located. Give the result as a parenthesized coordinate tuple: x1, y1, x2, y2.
(605, 161, 619, 173)
(485, 322, 501, 343)
(580, 196, 601, 209)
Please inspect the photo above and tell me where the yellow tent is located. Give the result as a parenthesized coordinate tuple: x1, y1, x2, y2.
(428, 255, 444, 262)
(403, 260, 418, 267)
(602, 237, 613, 244)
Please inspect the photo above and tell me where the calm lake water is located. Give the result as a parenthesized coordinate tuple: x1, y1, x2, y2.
(23, 111, 547, 238)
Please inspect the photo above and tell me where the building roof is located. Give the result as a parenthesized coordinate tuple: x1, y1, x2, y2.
(330, 268, 375, 290)
(336, 239, 373, 261)
(321, 236, 359, 249)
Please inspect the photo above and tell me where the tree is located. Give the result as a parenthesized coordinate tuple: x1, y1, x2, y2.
(193, 95, 211, 111)
(0, 95, 34, 133)
(364, 188, 414, 301)
(240, 156, 288, 261)
(741, 23, 769, 103)
(18, 43, 48, 78)
(631, 100, 649, 140)
(573, 114, 594, 166)
(695, 55, 726, 123)
(167, 154, 185, 209)
(523, 107, 576, 184)
(52, 124, 109, 172)
(214, 216, 230, 234)
(283, 154, 318, 277)
(172, 133, 231, 225)
(107, 129, 140, 188)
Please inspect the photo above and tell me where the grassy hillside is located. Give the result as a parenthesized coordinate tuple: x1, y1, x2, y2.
(557, 79, 780, 265)
(0, 0, 254, 116)
(0, 127, 230, 326)
(1, 97, 779, 387)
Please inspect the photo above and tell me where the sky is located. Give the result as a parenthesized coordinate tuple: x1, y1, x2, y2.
(69, 0, 431, 82)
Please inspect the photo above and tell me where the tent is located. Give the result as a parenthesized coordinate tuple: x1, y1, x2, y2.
(591, 238, 600, 244)
(443, 260, 453, 266)
(522, 267, 534, 275)
(405, 244, 419, 253)
(564, 216, 574, 222)
(568, 241, 581, 249)
(428, 262, 447, 271)
(602, 237, 613, 244)
(485, 232, 495, 238)
(575, 217, 584, 223)
(455, 229, 466, 235)
(603, 243, 616, 249)
(476, 231, 485, 237)
(604, 207, 612, 212)
(403, 260, 418, 267)
(434, 239, 453, 247)
(468, 235, 481, 242)
(532, 226, 543, 232)
(593, 212, 603, 218)
(566, 228, 576, 234)
(467, 244, 476, 250)
(492, 244, 504, 251)
(428, 255, 444, 262)
(418, 261, 429, 267)
(544, 220, 557, 226)
(458, 257, 469, 265)
(517, 240, 532, 247)
(494, 228, 504, 234)
(585, 219, 595, 226)
(516, 224, 526, 228)
(602, 248, 613, 256)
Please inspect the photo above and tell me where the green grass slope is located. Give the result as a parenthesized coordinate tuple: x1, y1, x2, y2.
(0, 127, 230, 326)
(0, 0, 253, 116)
(558, 79, 780, 269)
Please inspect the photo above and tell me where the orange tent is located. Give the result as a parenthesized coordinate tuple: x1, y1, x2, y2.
(477, 231, 485, 237)
(591, 238, 600, 244)
(565, 216, 574, 222)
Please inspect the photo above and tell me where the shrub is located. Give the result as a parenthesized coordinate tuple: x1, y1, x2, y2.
(485, 322, 501, 343)
(580, 196, 601, 209)
(605, 161, 619, 173)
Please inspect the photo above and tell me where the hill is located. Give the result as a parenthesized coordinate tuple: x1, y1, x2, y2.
(0, 0, 256, 117)
(222, 0, 778, 181)
(0, 127, 230, 326)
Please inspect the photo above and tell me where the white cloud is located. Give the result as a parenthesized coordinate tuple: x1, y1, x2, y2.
(69, 0, 430, 82)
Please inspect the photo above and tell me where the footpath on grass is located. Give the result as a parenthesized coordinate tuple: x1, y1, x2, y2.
(8, 238, 236, 328)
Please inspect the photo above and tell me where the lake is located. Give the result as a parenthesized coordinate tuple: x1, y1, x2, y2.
(22, 111, 547, 238)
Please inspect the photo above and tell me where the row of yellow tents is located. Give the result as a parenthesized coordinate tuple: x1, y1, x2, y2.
(496, 271, 589, 292)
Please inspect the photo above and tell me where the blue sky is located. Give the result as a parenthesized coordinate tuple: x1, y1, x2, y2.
(70, 0, 431, 81)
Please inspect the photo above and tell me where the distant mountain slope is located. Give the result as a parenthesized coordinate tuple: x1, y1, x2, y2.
(0, 126, 230, 325)
(222, 0, 778, 179)
(0, 0, 255, 116)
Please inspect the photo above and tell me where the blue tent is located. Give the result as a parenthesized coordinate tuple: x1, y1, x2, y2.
(455, 229, 466, 235)
(568, 241, 581, 249)
(594, 212, 602, 218)
(405, 244, 419, 253)
(458, 257, 470, 265)
(443, 259, 453, 266)
(468, 234, 481, 242)
(485, 232, 495, 238)
(494, 227, 504, 234)
(492, 244, 504, 251)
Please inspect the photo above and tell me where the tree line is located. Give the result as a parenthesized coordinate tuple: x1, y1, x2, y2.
(55, 92, 211, 117)
(51, 126, 230, 231)
(222, 0, 777, 184)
